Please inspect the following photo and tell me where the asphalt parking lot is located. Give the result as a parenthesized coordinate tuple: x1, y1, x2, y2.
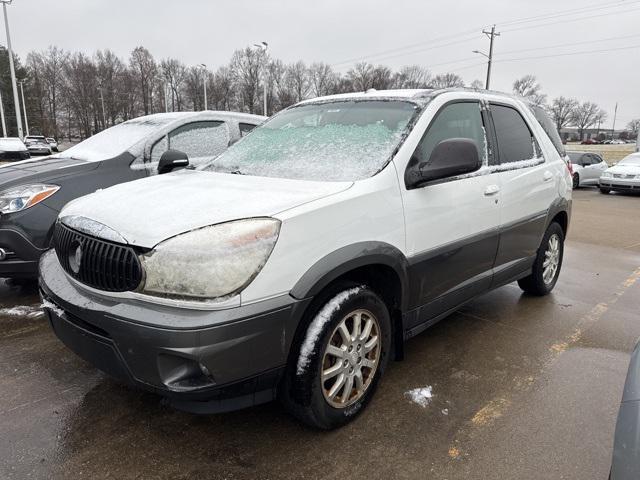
(1, 187, 639, 479)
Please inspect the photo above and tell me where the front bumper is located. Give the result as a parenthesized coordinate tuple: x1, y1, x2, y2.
(0, 228, 46, 277)
(27, 148, 50, 155)
(600, 178, 640, 191)
(39, 250, 311, 413)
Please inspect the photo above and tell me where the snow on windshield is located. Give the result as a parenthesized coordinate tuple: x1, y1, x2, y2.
(59, 117, 172, 162)
(204, 100, 418, 182)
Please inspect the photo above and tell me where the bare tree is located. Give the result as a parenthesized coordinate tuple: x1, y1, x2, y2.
(513, 74, 546, 105)
(548, 96, 579, 131)
(230, 47, 262, 114)
(371, 65, 394, 90)
(160, 58, 187, 112)
(210, 66, 235, 111)
(95, 49, 126, 128)
(469, 79, 484, 90)
(63, 52, 98, 138)
(308, 62, 336, 97)
(347, 62, 375, 91)
(429, 73, 464, 88)
(184, 66, 207, 111)
(626, 119, 640, 136)
(393, 65, 431, 89)
(129, 46, 156, 115)
(285, 61, 309, 103)
(570, 102, 606, 140)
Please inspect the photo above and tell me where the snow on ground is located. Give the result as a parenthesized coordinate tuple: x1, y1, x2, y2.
(404, 386, 434, 408)
(0, 305, 44, 318)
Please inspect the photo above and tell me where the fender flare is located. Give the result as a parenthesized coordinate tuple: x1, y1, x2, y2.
(290, 241, 410, 311)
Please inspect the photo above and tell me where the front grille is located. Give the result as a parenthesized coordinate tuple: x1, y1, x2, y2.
(53, 222, 142, 292)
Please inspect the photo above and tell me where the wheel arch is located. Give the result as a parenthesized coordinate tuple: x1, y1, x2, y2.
(289, 242, 410, 360)
(546, 197, 571, 237)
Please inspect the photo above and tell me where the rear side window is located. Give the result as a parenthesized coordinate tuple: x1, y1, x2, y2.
(413, 102, 488, 166)
(529, 104, 566, 157)
(239, 122, 257, 136)
(491, 105, 535, 164)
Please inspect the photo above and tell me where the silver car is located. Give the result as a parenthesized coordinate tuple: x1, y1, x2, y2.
(567, 151, 608, 189)
(599, 153, 640, 194)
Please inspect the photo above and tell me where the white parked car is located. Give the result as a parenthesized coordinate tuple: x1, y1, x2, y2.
(40, 88, 572, 429)
(46, 137, 59, 152)
(567, 151, 608, 188)
(599, 153, 640, 194)
(0, 137, 30, 161)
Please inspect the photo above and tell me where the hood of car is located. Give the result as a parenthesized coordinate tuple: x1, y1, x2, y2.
(0, 156, 97, 188)
(605, 164, 640, 175)
(59, 169, 353, 247)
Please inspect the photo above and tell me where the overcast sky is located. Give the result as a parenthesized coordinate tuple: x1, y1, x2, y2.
(5, 0, 639, 128)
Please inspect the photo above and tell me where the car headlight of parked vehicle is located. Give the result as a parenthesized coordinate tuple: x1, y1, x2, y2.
(139, 218, 281, 300)
(0, 184, 60, 214)
(601, 172, 612, 178)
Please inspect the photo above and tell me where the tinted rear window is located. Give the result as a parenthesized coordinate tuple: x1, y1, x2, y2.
(530, 104, 566, 157)
(491, 105, 535, 163)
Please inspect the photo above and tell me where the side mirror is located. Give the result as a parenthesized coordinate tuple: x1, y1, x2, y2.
(158, 149, 189, 174)
(406, 138, 482, 189)
(228, 137, 239, 147)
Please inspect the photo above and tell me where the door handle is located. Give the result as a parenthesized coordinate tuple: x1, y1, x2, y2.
(484, 184, 500, 196)
(543, 171, 553, 182)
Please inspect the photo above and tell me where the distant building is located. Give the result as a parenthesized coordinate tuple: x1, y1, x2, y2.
(559, 127, 625, 142)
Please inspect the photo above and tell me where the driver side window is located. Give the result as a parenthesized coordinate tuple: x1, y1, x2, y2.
(413, 102, 488, 167)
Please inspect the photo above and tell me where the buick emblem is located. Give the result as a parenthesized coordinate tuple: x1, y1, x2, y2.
(68, 240, 83, 274)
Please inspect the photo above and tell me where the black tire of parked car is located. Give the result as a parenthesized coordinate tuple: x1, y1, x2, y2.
(517, 222, 564, 296)
(572, 173, 580, 189)
(600, 187, 611, 194)
(281, 282, 392, 430)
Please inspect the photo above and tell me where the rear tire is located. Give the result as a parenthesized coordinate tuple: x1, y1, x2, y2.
(281, 283, 391, 429)
(599, 187, 611, 194)
(572, 173, 580, 189)
(518, 222, 564, 296)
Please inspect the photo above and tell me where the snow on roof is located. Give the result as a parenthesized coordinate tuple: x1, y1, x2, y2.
(299, 89, 434, 106)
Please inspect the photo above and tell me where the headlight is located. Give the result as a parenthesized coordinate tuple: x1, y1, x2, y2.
(0, 184, 60, 214)
(601, 172, 612, 178)
(139, 218, 280, 300)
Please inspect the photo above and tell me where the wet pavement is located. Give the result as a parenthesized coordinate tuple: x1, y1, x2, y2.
(1, 188, 640, 479)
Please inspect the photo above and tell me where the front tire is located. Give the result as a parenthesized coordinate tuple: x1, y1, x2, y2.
(518, 222, 564, 296)
(600, 187, 611, 194)
(281, 284, 391, 429)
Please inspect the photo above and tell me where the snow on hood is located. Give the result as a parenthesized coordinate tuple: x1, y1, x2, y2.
(606, 163, 640, 175)
(60, 169, 352, 247)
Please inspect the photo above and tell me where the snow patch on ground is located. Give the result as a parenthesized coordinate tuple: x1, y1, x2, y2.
(0, 305, 44, 318)
(404, 386, 434, 408)
(296, 286, 363, 375)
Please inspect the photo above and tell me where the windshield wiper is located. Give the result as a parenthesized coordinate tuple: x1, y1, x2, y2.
(230, 169, 244, 175)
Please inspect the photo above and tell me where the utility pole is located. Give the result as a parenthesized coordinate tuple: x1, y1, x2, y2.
(19, 80, 28, 136)
(482, 25, 500, 90)
(611, 102, 618, 139)
(0, 90, 6, 137)
(1, 0, 23, 138)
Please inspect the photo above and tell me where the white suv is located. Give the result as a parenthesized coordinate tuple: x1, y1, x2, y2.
(40, 88, 572, 429)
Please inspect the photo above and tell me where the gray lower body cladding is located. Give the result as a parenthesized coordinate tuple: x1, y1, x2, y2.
(39, 250, 311, 413)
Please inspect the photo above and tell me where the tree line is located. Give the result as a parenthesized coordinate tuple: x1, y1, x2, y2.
(0, 44, 637, 142)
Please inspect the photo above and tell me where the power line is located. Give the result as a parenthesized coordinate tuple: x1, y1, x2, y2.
(496, 43, 640, 63)
(329, 0, 640, 68)
(497, 32, 640, 56)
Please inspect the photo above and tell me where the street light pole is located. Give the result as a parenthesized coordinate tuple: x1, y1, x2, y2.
(19, 80, 28, 136)
(97, 87, 107, 128)
(253, 41, 268, 116)
(0, 90, 6, 137)
(1, 0, 23, 138)
(199, 64, 208, 111)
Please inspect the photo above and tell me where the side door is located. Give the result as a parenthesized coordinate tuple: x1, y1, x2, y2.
(591, 154, 608, 180)
(401, 100, 502, 328)
(580, 154, 598, 183)
(489, 103, 556, 283)
(147, 121, 230, 174)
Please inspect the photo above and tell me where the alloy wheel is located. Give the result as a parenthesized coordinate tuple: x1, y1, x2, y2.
(542, 233, 561, 284)
(321, 309, 381, 408)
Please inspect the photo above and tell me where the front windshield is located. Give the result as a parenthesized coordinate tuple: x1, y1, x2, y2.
(202, 100, 419, 182)
(619, 155, 640, 166)
(59, 116, 173, 162)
